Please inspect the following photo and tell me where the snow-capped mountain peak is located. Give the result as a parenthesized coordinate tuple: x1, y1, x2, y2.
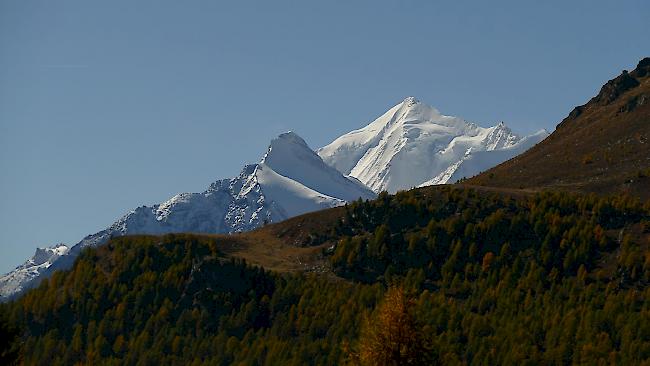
(319, 97, 548, 192)
(396, 96, 439, 119)
(262, 131, 374, 203)
(402, 96, 419, 106)
(262, 131, 315, 167)
(271, 131, 309, 147)
(30, 244, 69, 267)
(0, 244, 69, 299)
(483, 122, 519, 150)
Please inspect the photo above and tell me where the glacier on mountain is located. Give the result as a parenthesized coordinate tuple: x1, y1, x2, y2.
(318, 97, 549, 193)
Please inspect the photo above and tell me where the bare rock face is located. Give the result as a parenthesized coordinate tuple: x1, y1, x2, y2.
(594, 70, 639, 106)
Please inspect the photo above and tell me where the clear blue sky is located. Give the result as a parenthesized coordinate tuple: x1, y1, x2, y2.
(0, 0, 647, 273)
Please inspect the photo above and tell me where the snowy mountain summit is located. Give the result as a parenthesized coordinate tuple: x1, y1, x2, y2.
(0, 132, 374, 301)
(318, 97, 548, 193)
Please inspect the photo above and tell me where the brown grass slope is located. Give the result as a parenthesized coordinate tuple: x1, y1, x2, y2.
(469, 58, 650, 200)
(197, 206, 346, 274)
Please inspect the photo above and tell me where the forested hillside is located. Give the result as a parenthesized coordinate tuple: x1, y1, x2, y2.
(2, 187, 649, 365)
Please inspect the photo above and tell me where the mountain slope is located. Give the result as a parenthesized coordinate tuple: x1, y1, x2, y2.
(318, 97, 548, 193)
(469, 58, 650, 199)
(0, 132, 375, 301)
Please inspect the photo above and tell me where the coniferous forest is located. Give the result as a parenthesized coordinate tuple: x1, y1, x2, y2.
(1, 187, 649, 365)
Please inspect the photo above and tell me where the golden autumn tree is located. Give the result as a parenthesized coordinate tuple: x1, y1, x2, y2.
(352, 286, 435, 366)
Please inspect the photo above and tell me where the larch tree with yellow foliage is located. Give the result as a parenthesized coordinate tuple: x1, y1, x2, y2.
(352, 286, 435, 366)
